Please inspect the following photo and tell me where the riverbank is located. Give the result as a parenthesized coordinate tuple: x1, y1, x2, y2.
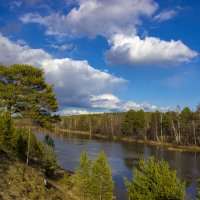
(56, 128, 200, 152)
(0, 146, 79, 200)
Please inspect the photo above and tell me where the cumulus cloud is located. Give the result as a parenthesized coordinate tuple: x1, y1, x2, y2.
(19, 1, 197, 66)
(0, 34, 125, 110)
(50, 44, 73, 51)
(90, 94, 158, 112)
(20, 0, 158, 38)
(154, 9, 177, 21)
(0, 34, 164, 113)
(58, 108, 99, 116)
(105, 34, 198, 66)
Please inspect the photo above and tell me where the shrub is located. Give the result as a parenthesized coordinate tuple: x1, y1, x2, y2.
(125, 156, 185, 200)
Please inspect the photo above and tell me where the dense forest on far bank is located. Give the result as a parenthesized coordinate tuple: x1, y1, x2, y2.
(57, 106, 200, 146)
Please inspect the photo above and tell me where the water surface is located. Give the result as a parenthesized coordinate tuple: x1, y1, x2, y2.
(36, 132, 200, 200)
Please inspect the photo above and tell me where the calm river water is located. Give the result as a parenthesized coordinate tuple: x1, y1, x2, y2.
(36, 132, 200, 200)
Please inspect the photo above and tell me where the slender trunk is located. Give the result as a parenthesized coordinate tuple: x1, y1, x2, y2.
(110, 116, 114, 138)
(26, 124, 31, 165)
(155, 118, 159, 141)
(160, 113, 163, 142)
(193, 120, 197, 146)
(172, 120, 178, 143)
(88, 117, 92, 135)
(178, 120, 181, 143)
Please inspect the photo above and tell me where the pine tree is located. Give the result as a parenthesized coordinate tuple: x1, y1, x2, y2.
(0, 64, 60, 128)
(0, 111, 15, 147)
(73, 151, 91, 198)
(125, 156, 185, 200)
(90, 151, 114, 200)
(38, 141, 57, 176)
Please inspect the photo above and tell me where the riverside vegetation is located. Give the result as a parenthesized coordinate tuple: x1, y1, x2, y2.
(58, 106, 200, 149)
(0, 64, 199, 200)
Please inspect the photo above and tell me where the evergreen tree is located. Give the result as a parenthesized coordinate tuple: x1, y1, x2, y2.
(125, 156, 185, 200)
(0, 111, 15, 147)
(90, 151, 114, 200)
(43, 134, 55, 148)
(15, 129, 39, 161)
(73, 151, 91, 198)
(0, 64, 59, 128)
(38, 141, 57, 176)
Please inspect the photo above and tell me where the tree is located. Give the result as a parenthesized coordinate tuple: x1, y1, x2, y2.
(0, 64, 59, 128)
(180, 107, 192, 144)
(15, 129, 39, 161)
(43, 134, 55, 148)
(0, 64, 60, 164)
(0, 111, 15, 147)
(73, 151, 91, 198)
(90, 151, 114, 200)
(38, 141, 57, 176)
(125, 156, 185, 200)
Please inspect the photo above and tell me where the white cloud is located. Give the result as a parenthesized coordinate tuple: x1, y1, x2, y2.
(154, 9, 177, 21)
(20, 0, 158, 38)
(90, 94, 120, 109)
(0, 34, 125, 110)
(90, 94, 158, 112)
(50, 44, 73, 51)
(58, 108, 99, 116)
(105, 34, 198, 65)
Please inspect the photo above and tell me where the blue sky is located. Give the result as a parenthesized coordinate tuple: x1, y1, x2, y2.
(0, 0, 199, 115)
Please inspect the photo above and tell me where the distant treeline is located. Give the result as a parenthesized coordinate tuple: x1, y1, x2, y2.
(57, 106, 200, 146)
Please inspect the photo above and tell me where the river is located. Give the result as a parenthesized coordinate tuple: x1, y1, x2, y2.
(36, 132, 200, 200)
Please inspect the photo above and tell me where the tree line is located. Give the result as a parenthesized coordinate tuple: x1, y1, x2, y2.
(58, 106, 200, 146)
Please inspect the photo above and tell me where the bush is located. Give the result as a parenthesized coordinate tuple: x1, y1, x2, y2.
(43, 134, 55, 148)
(125, 156, 185, 200)
(0, 111, 15, 147)
(71, 151, 114, 200)
(15, 129, 39, 161)
(37, 140, 57, 176)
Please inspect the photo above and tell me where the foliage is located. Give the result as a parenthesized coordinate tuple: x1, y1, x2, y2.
(59, 105, 200, 146)
(71, 151, 114, 200)
(125, 156, 185, 200)
(0, 64, 60, 129)
(38, 139, 57, 176)
(72, 151, 92, 198)
(90, 151, 114, 200)
(15, 129, 39, 161)
(0, 111, 15, 147)
(43, 134, 55, 148)
(38, 142, 57, 176)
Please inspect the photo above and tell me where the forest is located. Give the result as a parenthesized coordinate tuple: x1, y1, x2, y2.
(58, 106, 200, 146)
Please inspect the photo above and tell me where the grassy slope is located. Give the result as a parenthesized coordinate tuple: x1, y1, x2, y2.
(0, 148, 77, 200)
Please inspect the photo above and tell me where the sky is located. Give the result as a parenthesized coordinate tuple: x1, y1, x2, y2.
(0, 0, 199, 115)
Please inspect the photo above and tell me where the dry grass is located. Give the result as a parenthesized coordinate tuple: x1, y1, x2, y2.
(0, 148, 78, 200)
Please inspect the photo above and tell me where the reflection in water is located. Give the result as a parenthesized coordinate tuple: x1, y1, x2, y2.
(36, 132, 200, 200)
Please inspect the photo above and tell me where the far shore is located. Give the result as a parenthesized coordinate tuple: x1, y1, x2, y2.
(55, 128, 200, 153)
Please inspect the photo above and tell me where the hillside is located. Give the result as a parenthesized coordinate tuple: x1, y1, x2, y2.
(0, 147, 76, 200)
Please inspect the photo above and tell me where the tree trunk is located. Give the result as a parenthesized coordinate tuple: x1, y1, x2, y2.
(110, 116, 114, 138)
(172, 120, 178, 143)
(160, 113, 163, 142)
(193, 120, 197, 146)
(26, 125, 31, 165)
